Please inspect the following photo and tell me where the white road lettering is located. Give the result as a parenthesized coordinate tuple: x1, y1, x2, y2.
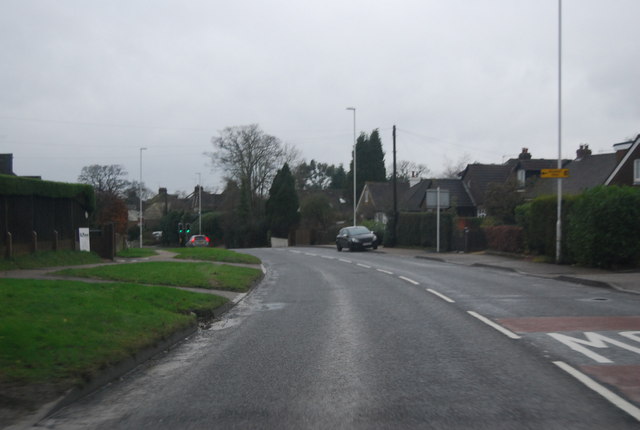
(548, 332, 640, 364)
(620, 331, 640, 343)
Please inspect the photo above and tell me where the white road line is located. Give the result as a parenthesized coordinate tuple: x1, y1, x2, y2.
(357, 263, 371, 269)
(467, 311, 521, 339)
(399, 276, 419, 285)
(339, 259, 352, 263)
(553, 361, 640, 422)
(376, 269, 394, 275)
(290, 250, 301, 254)
(426, 289, 455, 303)
(321, 256, 335, 260)
(305, 253, 317, 256)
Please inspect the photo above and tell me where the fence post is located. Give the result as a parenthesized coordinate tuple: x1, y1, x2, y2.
(32, 231, 38, 253)
(53, 230, 59, 251)
(5, 232, 12, 259)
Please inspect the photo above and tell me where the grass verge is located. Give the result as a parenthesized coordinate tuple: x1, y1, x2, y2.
(168, 247, 261, 265)
(54, 261, 262, 292)
(0, 250, 103, 271)
(0, 278, 227, 384)
(116, 248, 158, 258)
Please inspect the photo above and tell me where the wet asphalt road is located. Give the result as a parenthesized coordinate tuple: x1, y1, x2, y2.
(37, 247, 640, 429)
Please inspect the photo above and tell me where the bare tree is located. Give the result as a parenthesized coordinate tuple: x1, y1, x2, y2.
(77, 164, 129, 196)
(441, 154, 471, 179)
(210, 124, 295, 201)
(391, 160, 430, 182)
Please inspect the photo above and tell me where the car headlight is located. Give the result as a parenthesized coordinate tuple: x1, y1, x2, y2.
(350, 238, 360, 243)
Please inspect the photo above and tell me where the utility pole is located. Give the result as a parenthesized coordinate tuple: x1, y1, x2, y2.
(392, 125, 397, 247)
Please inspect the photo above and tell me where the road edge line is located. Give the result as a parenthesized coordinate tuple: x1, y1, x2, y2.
(467, 311, 521, 339)
(553, 361, 640, 422)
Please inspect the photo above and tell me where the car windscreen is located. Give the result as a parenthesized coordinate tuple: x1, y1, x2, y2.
(349, 227, 371, 235)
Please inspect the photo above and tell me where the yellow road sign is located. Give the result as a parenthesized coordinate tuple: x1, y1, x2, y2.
(541, 168, 569, 178)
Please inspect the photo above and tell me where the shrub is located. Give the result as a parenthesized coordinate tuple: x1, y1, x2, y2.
(484, 225, 524, 253)
(518, 194, 576, 260)
(567, 186, 640, 268)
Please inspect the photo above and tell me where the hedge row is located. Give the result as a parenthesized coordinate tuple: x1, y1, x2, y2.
(0, 174, 95, 211)
(393, 212, 453, 250)
(484, 225, 524, 254)
(517, 186, 640, 268)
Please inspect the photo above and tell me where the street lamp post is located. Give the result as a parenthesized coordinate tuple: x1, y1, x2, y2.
(197, 172, 202, 235)
(346, 107, 356, 226)
(139, 147, 147, 248)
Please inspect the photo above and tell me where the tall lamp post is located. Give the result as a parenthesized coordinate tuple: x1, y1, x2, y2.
(139, 147, 147, 248)
(197, 172, 202, 235)
(556, 0, 563, 264)
(346, 107, 356, 226)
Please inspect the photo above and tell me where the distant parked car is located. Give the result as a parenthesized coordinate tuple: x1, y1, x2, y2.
(336, 226, 378, 251)
(186, 234, 210, 247)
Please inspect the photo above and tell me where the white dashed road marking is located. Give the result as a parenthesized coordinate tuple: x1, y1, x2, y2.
(357, 263, 371, 269)
(399, 276, 419, 285)
(426, 288, 455, 303)
(376, 269, 394, 275)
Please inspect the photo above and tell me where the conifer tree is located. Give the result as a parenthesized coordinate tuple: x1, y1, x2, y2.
(266, 164, 299, 237)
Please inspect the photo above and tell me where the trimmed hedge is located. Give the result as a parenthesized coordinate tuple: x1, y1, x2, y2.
(484, 225, 524, 253)
(0, 174, 95, 211)
(567, 186, 640, 268)
(517, 186, 640, 268)
(515, 194, 575, 260)
(395, 212, 453, 250)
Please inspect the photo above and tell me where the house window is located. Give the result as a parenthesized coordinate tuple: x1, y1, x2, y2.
(635, 159, 640, 184)
(364, 190, 369, 203)
(517, 169, 526, 187)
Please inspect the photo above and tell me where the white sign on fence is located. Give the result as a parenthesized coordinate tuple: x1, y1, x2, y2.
(78, 228, 90, 252)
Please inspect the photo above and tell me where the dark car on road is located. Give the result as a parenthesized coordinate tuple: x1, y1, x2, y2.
(186, 234, 210, 247)
(336, 226, 378, 251)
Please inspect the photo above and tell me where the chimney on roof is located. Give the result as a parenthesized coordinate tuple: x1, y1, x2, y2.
(409, 171, 421, 188)
(576, 144, 592, 160)
(518, 148, 532, 160)
(159, 187, 167, 195)
(0, 154, 15, 175)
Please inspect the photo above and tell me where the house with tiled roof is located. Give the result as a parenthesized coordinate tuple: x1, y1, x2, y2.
(530, 135, 640, 197)
(605, 134, 640, 187)
(357, 181, 410, 224)
(459, 148, 570, 215)
(399, 178, 475, 217)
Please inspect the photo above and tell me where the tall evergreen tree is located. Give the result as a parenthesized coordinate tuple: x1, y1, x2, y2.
(347, 129, 387, 202)
(265, 164, 300, 237)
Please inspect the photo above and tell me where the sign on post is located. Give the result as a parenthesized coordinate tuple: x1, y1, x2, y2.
(78, 228, 90, 252)
(541, 168, 569, 178)
(426, 189, 450, 209)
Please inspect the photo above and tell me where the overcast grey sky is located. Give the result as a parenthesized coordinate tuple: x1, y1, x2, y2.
(1, 0, 639, 194)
